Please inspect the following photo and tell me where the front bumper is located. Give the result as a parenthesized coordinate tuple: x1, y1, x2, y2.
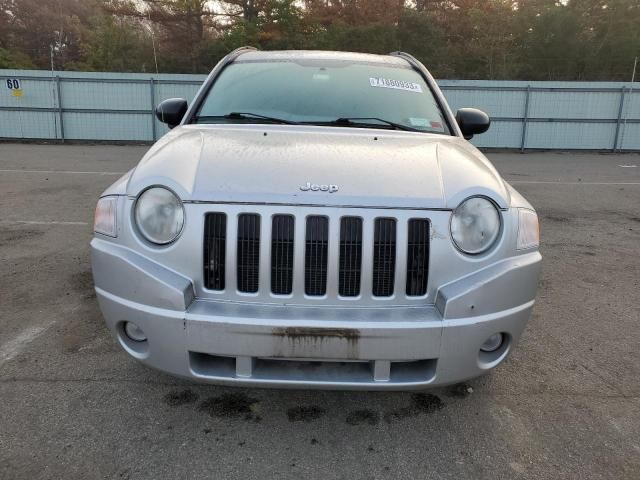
(91, 238, 541, 390)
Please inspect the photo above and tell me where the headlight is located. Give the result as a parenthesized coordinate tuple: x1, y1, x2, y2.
(450, 196, 501, 254)
(94, 196, 118, 237)
(134, 187, 185, 245)
(517, 209, 539, 250)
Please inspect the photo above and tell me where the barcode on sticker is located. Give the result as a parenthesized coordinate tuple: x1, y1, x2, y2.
(369, 77, 423, 93)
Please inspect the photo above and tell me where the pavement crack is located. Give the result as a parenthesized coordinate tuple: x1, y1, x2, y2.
(578, 362, 628, 397)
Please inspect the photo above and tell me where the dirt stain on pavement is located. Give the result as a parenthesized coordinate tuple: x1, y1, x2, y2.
(445, 383, 473, 398)
(346, 409, 380, 426)
(412, 393, 444, 412)
(198, 393, 260, 420)
(542, 215, 570, 223)
(0, 227, 41, 246)
(164, 389, 199, 407)
(69, 270, 96, 299)
(384, 393, 444, 423)
(287, 405, 326, 422)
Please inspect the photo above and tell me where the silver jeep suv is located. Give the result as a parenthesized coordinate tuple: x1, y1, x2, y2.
(91, 48, 541, 390)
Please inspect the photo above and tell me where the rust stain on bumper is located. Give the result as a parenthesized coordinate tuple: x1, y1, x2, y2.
(273, 327, 360, 340)
(272, 327, 360, 359)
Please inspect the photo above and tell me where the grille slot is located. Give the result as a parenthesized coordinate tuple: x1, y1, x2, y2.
(406, 219, 430, 296)
(203, 213, 227, 290)
(237, 213, 260, 293)
(339, 217, 363, 297)
(305, 216, 329, 296)
(372, 218, 396, 297)
(271, 215, 295, 295)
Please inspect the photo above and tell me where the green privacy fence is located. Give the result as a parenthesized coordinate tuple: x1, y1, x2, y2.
(1, 69, 639, 151)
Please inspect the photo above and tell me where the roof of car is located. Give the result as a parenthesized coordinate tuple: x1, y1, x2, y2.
(234, 49, 411, 67)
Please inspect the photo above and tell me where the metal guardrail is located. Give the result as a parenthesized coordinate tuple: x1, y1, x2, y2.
(0, 73, 638, 150)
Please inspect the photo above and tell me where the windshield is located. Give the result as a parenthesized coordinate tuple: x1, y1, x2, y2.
(193, 59, 451, 135)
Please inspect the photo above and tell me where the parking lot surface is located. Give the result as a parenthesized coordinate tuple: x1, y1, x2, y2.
(1, 143, 639, 479)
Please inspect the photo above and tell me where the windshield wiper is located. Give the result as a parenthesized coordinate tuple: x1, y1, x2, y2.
(196, 112, 299, 125)
(328, 117, 421, 132)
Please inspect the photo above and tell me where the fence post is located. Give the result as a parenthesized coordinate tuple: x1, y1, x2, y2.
(520, 85, 531, 152)
(613, 86, 626, 152)
(55, 75, 65, 143)
(149, 77, 156, 141)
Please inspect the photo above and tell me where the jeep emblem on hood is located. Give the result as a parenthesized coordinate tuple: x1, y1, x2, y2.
(299, 182, 339, 193)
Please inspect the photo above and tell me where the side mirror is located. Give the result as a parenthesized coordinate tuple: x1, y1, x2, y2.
(455, 108, 490, 140)
(155, 98, 188, 129)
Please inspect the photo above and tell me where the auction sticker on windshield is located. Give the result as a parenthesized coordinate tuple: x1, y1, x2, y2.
(369, 77, 423, 93)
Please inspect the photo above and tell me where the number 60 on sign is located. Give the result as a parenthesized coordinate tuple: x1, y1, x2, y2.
(6, 78, 23, 97)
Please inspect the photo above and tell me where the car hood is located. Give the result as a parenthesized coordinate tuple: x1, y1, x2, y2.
(127, 124, 509, 209)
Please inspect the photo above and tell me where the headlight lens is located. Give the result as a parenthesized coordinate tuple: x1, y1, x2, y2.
(94, 196, 118, 237)
(450, 196, 501, 254)
(134, 187, 184, 245)
(517, 209, 539, 250)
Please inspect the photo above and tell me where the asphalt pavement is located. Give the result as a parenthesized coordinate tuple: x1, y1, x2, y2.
(1, 144, 639, 479)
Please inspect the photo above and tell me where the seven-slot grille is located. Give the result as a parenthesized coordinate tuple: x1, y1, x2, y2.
(203, 212, 430, 299)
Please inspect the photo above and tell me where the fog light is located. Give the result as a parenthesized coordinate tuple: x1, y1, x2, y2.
(124, 322, 147, 342)
(480, 333, 503, 352)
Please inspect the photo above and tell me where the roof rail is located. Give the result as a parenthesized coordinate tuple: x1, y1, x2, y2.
(227, 45, 258, 60)
(388, 51, 420, 67)
(230, 46, 258, 56)
(216, 46, 257, 71)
